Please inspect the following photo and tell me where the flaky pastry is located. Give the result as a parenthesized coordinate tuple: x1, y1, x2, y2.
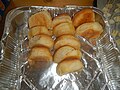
(54, 35, 80, 50)
(52, 14, 72, 28)
(72, 8, 95, 27)
(28, 47, 52, 62)
(29, 35, 54, 49)
(29, 10, 52, 29)
(56, 59, 84, 76)
(53, 22, 75, 37)
(28, 26, 52, 39)
(76, 22, 103, 39)
(54, 46, 82, 63)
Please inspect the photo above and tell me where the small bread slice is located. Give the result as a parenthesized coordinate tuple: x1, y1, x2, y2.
(28, 47, 52, 62)
(56, 59, 84, 76)
(52, 14, 72, 28)
(53, 22, 75, 37)
(28, 26, 52, 39)
(29, 35, 54, 49)
(53, 46, 82, 63)
(29, 10, 52, 29)
(54, 35, 80, 50)
(72, 8, 95, 27)
(76, 22, 103, 39)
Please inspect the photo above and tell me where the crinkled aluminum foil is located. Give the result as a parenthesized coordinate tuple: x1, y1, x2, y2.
(0, 6, 120, 90)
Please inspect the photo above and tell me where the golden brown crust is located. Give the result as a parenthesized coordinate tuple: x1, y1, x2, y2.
(54, 35, 80, 50)
(28, 47, 52, 62)
(28, 26, 52, 39)
(53, 46, 82, 63)
(53, 22, 75, 37)
(29, 34, 54, 49)
(29, 10, 52, 29)
(72, 8, 95, 27)
(56, 59, 84, 76)
(52, 13, 72, 28)
(75, 22, 103, 39)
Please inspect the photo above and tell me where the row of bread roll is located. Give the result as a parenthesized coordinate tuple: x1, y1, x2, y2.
(27, 8, 104, 76)
(53, 14, 84, 76)
(72, 8, 103, 40)
(28, 11, 54, 64)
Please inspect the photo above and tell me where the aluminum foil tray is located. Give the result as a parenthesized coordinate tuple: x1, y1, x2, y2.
(0, 6, 120, 90)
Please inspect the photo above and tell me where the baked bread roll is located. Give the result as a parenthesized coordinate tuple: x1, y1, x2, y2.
(29, 10, 52, 29)
(54, 46, 82, 63)
(28, 26, 52, 39)
(53, 22, 75, 37)
(72, 8, 95, 27)
(76, 22, 103, 39)
(52, 14, 72, 28)
(28, 47, 52, 62)
(54, 35, 80, 50)
(56, 59, 84, 76)
(29, 35, 54, 49)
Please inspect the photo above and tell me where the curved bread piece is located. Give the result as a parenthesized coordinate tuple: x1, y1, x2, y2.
(29, 35, 54, 49)
(52, 14, 72, 28)
(53, 23, 75, 37)
(28, 47, 52, 62)
(29, 10, 52, 29)
(54, 35, 80, 50)
(72, 8, 95, 27)
(28, 26, 52, 39)
(56, 59, 84, 76)
(76, 22, 103, 39)
(54, 46, 82, 63)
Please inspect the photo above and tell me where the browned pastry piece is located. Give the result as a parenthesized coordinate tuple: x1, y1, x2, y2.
(29, 10, 52, 29)
(54, 35, 80, 50)
(53, 22, 75, 37)
(29, 34, 54, 49)
(75, 22, 103, 39)
(56, 59, 84, 76)
(28, 47, 52, 62)
(53, 46, 82, 63)
(28, 26, 52, 39)
(52, 13, 72, 28)
(72, 8, 95, 27)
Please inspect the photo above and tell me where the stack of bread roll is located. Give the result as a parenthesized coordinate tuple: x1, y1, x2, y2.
(73, 8, 103, 39)
(53, 14, 84, 76)
(28, 10, 54, 65)
(27, 8, 104, 76)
